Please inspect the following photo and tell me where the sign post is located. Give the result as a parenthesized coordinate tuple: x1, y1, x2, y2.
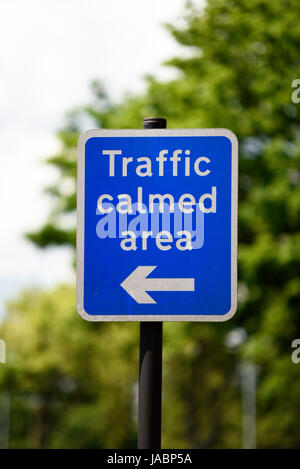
(76, 119, 238, 448)
(138, 118, 166, 449)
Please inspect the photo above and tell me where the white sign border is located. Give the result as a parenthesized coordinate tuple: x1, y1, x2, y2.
(77, 128, 238, 322)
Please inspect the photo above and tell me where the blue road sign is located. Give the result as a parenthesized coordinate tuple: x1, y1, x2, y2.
(77, 129, 238, 321)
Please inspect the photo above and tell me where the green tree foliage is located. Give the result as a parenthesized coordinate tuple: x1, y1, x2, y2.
(2, 0, 300, 447)
(0, 286, 139, 448)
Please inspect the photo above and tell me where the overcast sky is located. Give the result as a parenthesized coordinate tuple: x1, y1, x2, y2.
(0, 0, 187, 316)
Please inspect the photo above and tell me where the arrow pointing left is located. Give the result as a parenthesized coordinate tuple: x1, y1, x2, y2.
(120, 266, 195, 304)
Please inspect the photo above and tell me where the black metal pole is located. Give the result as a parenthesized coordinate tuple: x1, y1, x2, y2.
(137, 117, 166, 449)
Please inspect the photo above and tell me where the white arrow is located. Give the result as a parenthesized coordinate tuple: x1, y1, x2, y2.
(120, 266, 195, 304)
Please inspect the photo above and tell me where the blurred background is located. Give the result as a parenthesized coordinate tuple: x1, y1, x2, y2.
(1, 0, 300, 448)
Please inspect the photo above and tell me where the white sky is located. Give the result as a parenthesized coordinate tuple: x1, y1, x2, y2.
(0, 0, 187, 316)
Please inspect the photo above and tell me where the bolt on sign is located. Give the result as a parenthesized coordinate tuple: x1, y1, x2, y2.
(76, 128, 238, 321)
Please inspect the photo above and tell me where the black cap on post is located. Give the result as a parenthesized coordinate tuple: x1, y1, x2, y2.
(143, 117, 167, 129)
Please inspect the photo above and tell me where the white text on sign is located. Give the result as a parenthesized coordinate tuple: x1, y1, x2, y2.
(96, 148, 217, 251)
